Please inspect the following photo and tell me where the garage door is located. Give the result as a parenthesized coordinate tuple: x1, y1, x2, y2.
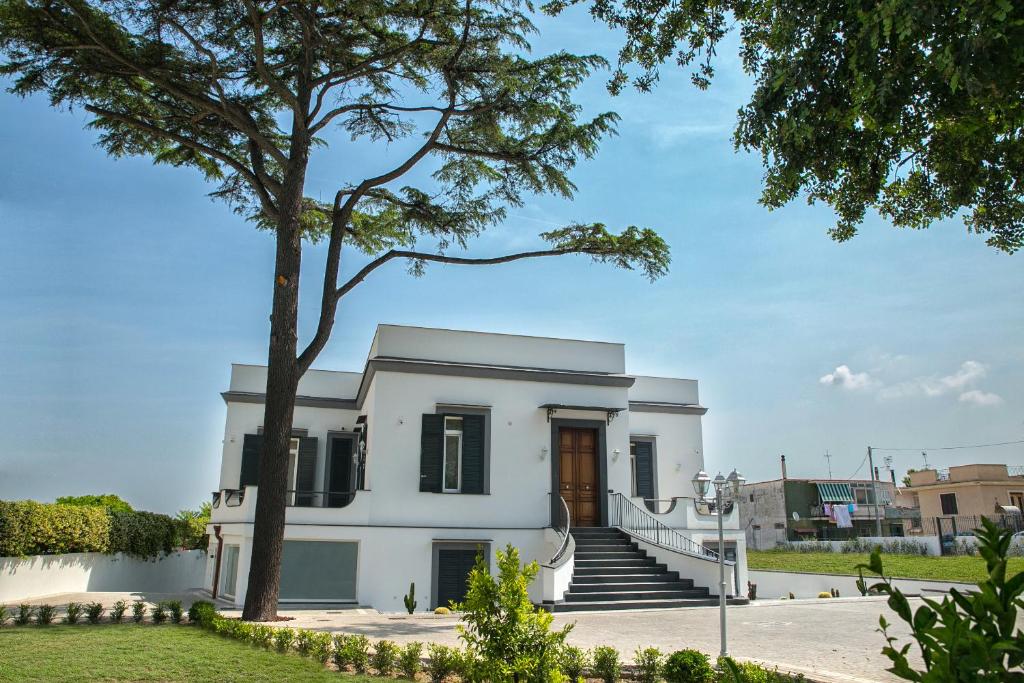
(279, 540, 358, 602)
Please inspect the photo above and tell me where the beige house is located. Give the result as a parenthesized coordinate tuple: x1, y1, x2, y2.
(906, 464, 1024, 520)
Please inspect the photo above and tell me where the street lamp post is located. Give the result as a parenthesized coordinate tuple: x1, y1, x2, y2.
(692, 467, 745, 659)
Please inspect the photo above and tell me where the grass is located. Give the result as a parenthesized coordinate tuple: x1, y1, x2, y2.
(0, 624, 376, 682)
(747, 550, 1024, 583)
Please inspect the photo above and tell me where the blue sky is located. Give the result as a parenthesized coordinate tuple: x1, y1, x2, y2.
(1, 9, 1021, 513)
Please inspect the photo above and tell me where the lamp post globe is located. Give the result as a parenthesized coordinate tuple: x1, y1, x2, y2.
(692, 470, 711, 499)
(727, 469, 746, 496)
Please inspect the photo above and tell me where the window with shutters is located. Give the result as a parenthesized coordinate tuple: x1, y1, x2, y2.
(443, 417, 463, 493)
(629, 438, 656, 502)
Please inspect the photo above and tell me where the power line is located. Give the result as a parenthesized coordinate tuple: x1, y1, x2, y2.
(870, 439, 1024, 452)
(847, 451, 869, 479)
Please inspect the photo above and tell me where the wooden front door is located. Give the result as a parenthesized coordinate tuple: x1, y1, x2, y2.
(558, 427, 600, 527)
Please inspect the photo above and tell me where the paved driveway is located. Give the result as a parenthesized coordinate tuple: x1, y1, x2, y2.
(230, 597, 916, 683)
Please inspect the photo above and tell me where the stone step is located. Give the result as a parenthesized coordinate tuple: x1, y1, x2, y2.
(552, 596, 750, 613)
(570, 577, 693, 591)
(565, 588, 710, 602)
(573, 557, 658, 567)
(571, 572, 684, 585)
(574, 550, 648, 561)
(573, 563, 667, 575)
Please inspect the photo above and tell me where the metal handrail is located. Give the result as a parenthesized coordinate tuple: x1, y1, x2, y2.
(610, 492, 719, 561)
(549, 495, 572, 564)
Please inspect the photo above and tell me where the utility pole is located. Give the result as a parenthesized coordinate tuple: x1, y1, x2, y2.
(824, 450, 833, 479)
(868, 446, 882, 536)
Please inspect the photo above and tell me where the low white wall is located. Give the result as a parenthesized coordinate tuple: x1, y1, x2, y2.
(748, 569, 975, 600)
(0, 551, 207, 603)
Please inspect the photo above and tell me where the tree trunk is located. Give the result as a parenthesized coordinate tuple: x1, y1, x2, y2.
(241, 146, 309, 621)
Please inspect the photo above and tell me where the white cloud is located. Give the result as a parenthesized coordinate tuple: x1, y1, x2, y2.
(878, 360, 989, 401)
(819, 365, 874, 390)
(958, 390, 1004, 406)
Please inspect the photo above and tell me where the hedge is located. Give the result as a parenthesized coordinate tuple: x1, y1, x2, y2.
(0, 500, 199, 559)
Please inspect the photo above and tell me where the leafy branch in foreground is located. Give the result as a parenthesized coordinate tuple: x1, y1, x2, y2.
(856, 518, 1024, 681)
(546, 0, 1024, 253)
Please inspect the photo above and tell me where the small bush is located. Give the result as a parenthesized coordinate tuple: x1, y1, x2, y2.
(85, 602, 105, 624)
(398, 641, 423, 679)
(663, 649, 713, 683)
(64, 602, 82, 624)
(456, 649, 483, 682)
(591, 646, 621, 683)
(0, 604, 7, 626)
(150, 602, 168, 624)
(559, 645, 589, 680)
(817, 591, 832, 599)
(295, 629, 317, 656)
(434, 606, 450, 615)
(188, 600, 216, 627)
(342, 634, 371, 673)
(310, 631, 333, 664)
(110, 600, 128, 623)
(164, 599, 183, 623)
(36, 604, 56, 626)
(131, 600, 146, 623)
(718, 656, 805, 683)
(15, 604, 32, 625)
(372, 640, 400, 676)
(273, 627, 296, 653)
(634, 647, 664, 683)
(426, 643, 460, 683)
(248, 624, 275, 649)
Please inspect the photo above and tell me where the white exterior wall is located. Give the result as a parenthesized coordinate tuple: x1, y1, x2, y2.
(208, 325, 746, 611)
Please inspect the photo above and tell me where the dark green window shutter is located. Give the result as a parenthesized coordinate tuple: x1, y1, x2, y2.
(240, 434, 262, 489)
(295, 437, 318, 506)
(420, 414, 444, 492)
(634, 441, 655, 499)
(460, 414, 485, 494)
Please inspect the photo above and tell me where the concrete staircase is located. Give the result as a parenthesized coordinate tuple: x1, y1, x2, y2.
(553, 527, 744, 612)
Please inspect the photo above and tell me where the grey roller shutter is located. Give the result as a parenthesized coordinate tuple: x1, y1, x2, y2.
(420, 414, 444, 492)
(240, 434, 262, 489)
(295, 437, 318, 506)
(634, 441, 655, 500)
(460, 414, 485, 494)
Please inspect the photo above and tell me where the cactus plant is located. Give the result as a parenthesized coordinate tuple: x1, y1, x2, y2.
(403, 582, 417, 614)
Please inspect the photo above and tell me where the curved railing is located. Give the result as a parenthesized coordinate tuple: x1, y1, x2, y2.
(548, 495, 572, 565)
(610, 492, 719, 560)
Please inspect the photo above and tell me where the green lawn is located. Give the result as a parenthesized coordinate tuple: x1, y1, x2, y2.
(747, 550, 1024, 583)
(0, 624, 373, 682)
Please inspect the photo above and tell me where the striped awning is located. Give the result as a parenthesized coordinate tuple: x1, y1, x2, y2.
(816, 482, 855, 503)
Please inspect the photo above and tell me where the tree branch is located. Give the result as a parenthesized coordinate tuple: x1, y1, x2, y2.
(242, 0, 302, 113)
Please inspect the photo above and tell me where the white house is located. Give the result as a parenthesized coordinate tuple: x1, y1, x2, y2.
(207, 325, 748, 612)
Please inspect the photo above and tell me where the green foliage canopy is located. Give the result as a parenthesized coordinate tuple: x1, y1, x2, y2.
(55, 493, 133, 513)
(545, 0, 1024, 253)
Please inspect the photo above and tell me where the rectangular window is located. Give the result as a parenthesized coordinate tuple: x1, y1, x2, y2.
(220, 544, 240, 599)
(286, 437, 300, 500)
(1010, 492, 1024, 509)
(443, 417, 463, 493)
(940, 492, 958, 515)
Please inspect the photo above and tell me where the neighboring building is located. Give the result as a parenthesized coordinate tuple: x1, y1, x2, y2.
(740, 457, 913, 549)
(906, 464, 1024, 526)
(207, 324, 746, 612)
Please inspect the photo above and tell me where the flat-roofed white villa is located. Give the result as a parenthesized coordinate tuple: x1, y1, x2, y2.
(206, 324, 748, 612)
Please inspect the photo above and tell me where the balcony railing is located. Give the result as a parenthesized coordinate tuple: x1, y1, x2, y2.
(211, 487, 355, 509)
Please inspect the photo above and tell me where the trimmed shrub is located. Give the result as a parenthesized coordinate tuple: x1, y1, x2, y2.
(426, 643, 460, 683)
(150, 602, 168, 624)
(558, 645, 589, 680)
(295, 629, 317, 656)
(110, 600, 128, 623)
(36, 604, 56, 625)
(274, 628, 296, 653)
(132, 600, 146, 623)
(64, 602, 83, 624)
(188, 600, 216, 627)
(165, 600, 183, 623)
(341, 634, 371, 673)
(249, 624, 276, 649)
(85, 602, 105, 624)
(0, 501, 110, 556)
(372, 639, 400, 676)
(663, 649, 713, 683)
(718, 656, 806, 682)
(309, 631, 333, 664)
(434, 606, 451, 615)
(15, 604, 32, 626)
(398, 641, 424, 679)
(55, 494, 132, 513)
(817, 591, 832, 599)
(592, 646, 621, 683)
(108, 510, 177, 557)
(634, 647, 664, 683)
